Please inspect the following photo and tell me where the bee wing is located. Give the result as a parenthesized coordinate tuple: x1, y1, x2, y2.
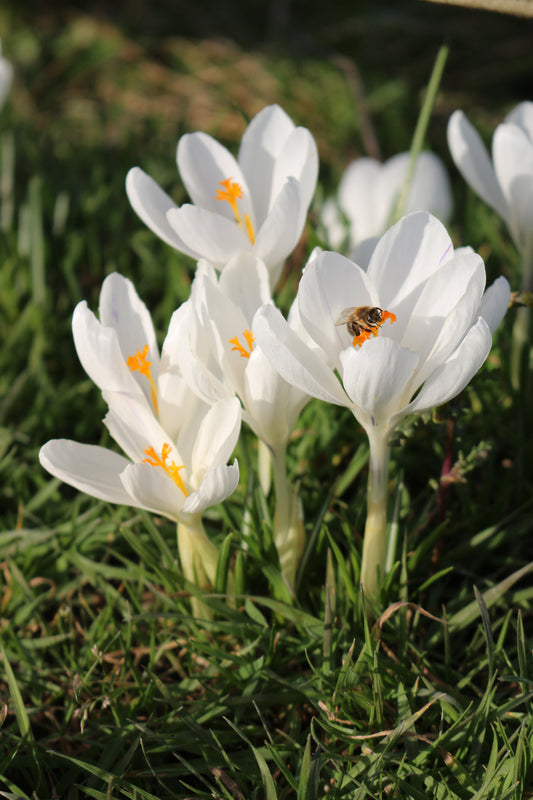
(335, 307, 356, 326)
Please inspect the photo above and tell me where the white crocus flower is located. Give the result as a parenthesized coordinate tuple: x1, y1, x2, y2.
(321, 151, 453, 267)
(126, 104, 319, 289)
(254, 212, 510, 599)
(448, 102, 533, 283)
(180, 253, 310, 586)
(448, 101, 533, 386)
(39, 273, 240, 610)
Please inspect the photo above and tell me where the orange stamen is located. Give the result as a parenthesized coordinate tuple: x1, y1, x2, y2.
(352, 311, 397, 348)
(215, 178, 255, 244)
(127, 345, 159, 415)
(142, 443, 188, 497)
(229, 329, 255, 358)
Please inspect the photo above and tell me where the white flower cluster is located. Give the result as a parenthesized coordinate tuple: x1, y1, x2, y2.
(40, 100, 518, 595)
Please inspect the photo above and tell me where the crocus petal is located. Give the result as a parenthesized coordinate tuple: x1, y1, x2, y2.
(177, 132, 254, 223)
(340, 338, 419, 430)
(479, 276, 511, 334)
(381, 151, 453, 223)
(298, 250, 377, 368)
(99, 272, 160, 378)
(406, 317, 492, 415)
(338, 158, 382, 244)
(367, 211, 454, 318)
(253, 303, 350, 408)
(179, 331, 233, 406)
(243, 347, 307, 450)
(191, 398, 241, 478)
(270, 126, 319, 232)
(126, 167, 196, 254)
(504, 101, 533, 141)
(253, 178, 302, 288)
(72, 302, 144, 399)
(167, 204, 250, 267)
(447, 110, 509, 223)
(120, 462, 185, 521)
(218, 253, 272, 322)
(401, 250, 486, 382)
(182, 460, 239, 515)
(39, 440, 137, 506)
(493, 123, 533, 252)
(103, 391, 179, 464)
(238, 104, 297, 225)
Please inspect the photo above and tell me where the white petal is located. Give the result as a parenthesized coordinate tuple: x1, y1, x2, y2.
(103, 391, 177, 463)
(39, 440, 137, 506)
(349, 236, 380, 270)
(182, 460, 239, 514)
(191, 398, 241, 479)
(321, 197, 347, 250)
(179, 331, 232, 406)
(177, 132, 254, 223)
(384, 151, 453, 223)
(407, 317, 492, 415)
(447, 110, 509, 223)
(340, 338, 419, 430)
(253, 303, 350, 407)
(504, 101, 533, 142)
(270, 127, 319, 231)
(401, 250, 486, 382)
(99, 272, 160, 379)
(243, 347, 307, 450)
(338, 158, 382, 244)
(493, 123, 533, 254)
(238, 104, 296, 225)
(126, 167, 195, 254)
(253, 178, 302, 288)
(72, 302, 143, 399)
(298, 250, 377, 367)
(120, 462, 185, 521)
(479, 276, 511, 334)
(218, 253, 272, 321)
(367, 211, 454, 318)
(167, 204, 250, 267)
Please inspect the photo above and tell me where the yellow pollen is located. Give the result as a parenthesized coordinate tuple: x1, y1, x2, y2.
(142, 443, 188, 497)
(127, 344, 159, 415)
(352, 311, 397, 347)
(229, 329, 255, 358)
(215, 178, 255, 244)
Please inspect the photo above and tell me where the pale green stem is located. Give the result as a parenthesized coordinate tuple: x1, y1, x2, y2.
(271, 444, 304, 589)
(177, 515, 220, 620)
(258, 438, 272, 497)
(511, 253, 533, 391)
(360, 429, 391, 601)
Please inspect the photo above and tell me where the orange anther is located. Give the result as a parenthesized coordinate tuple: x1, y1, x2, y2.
(229, 329, 255, 358)
(215, 178, 255, 244)
(127, 344, 159, 415)
(142, 443, 188, 496)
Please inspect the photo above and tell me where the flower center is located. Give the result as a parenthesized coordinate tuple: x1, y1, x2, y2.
(127, 344, 159, 415)
(215, 178, 255, 245)
(229, 329, 255, 358)
(142, 443, 188, 496)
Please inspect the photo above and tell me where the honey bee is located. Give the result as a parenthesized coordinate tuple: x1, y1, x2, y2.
(335, 306, 384, 339)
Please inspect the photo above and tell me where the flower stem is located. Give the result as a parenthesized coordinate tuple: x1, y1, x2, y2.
(177, 515, 220, 620)
(271, 445, 304, 589)
(360, 429, 391, 601)
(511, 250, 532, 392)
